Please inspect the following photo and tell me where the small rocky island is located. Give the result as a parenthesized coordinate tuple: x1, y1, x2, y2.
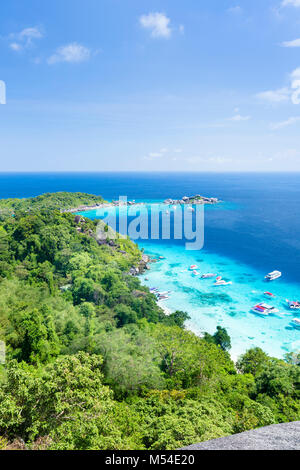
(164, 195, 220, 205)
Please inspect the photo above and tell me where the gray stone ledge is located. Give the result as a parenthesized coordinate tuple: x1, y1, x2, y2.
(181, 422, 300, 450)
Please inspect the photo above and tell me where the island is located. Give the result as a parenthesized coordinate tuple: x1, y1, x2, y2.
(65, 195, 221, 214)
(164, 195, 220, 205)
(0, 191, 298, 452)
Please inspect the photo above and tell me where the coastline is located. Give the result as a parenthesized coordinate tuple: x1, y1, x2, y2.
(137, 243, 300, 361)
(143, 255, 241, 362)
(65, 194, 220, 214)
(75, 192, 300, 362)
(157, 301, 172, 316)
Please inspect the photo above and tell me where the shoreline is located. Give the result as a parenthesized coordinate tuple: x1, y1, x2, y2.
(75, 198, 299, 362)
(64, 195, 221, 214)
(138, 244, 300, 362)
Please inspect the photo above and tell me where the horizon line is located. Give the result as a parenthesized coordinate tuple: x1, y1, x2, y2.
(1, 170, 300, 174)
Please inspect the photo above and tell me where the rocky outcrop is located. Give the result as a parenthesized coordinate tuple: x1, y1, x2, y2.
(128, 254, 151, 276)
(132, 290, 148, 298)
(180, 422, 300, 450)
(164, 195, 219, 205)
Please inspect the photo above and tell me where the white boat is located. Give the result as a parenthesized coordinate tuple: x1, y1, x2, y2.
(251, 303, 279, 316)
(264, 292, 275, 298)
(265, 270, 282, 281)
(214, 280, 232, 286)
(291, 318, 300, 330)
(192, 270, 200, 276)
(190, 265, 198, 270)
(201, 273, 216, 279)
(286, 299, 300, 310)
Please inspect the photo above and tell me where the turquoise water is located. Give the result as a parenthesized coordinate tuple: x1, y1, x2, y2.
(79, 202, 300, 360)
(1, 172, 300, 359)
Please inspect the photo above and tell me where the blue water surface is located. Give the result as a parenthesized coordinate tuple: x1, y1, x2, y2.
(1, 172, 300, 358)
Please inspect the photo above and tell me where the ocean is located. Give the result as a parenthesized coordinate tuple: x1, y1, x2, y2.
(1, 172, 300, 359)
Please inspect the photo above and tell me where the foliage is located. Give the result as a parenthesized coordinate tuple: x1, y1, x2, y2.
(204, 326, 232, 352)
(0, 192, 299, 450)
(0, 191, 105, 214)
(236, 347, 270, 376)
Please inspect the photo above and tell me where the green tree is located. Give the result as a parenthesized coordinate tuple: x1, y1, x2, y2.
(9, 308, 59, 364)
(164, 311, 190, 329)
(0, 353, 117, 449)
(204, 326, 231, 352)
(237, 348, 270, 376)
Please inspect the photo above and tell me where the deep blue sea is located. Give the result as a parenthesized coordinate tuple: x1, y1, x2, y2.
(1, 172, 300, 358)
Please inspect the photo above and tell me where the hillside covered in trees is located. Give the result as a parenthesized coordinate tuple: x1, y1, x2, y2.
(0, 193, 299, 450)
(0, 191, 105, 215)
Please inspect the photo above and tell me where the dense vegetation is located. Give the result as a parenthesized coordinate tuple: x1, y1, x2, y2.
(0, 191, 105, 215)
(0, 193, 299, 450)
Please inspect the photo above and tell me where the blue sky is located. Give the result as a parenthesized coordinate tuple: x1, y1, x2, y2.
(1, 0, 300, 171)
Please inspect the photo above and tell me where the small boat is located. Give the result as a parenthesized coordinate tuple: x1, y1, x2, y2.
(251, 303, 279, 316)
(252, 306, 269, 316)
(159, 256, 165, 260)
(216, 276, 222, 281)
(192, 270, 200, 276)
(201, 273, 216, 279)
(190, 265, 198, 270)
(265, 271, 282, 281)
(291, 318, 300, 329)
(264, 292, 275, 298)
(286, 300, 300, 310)
(214, 280, 232, 286)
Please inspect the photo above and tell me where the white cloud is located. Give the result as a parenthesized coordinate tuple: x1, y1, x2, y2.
(149, 152, 163, 158)
(140, 12, 172, 38)
(270, 116, 300, 129)
(187, 156, 233, 165)
(9, 26, 43, 51)
(179, 25, 185, 35)
(48, 43, 91, 65)
(19, 27, 43, 40)
(290, 68, 300, 104)
(257, 69, 300, 105)
(228, 113, 251, 121)
(282, 38, 300, 47)
(291, 68, 300, 78)
(10, 42, 22, 51)
(227, 6, 243, 14)
(281, 0, 300, 6)
(256, 87, 290, 103)
(143, 148, 172, 160)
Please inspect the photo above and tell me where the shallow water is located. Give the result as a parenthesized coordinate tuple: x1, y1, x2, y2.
(80, 201, 300, 360)
(1, 172, 300, 359)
